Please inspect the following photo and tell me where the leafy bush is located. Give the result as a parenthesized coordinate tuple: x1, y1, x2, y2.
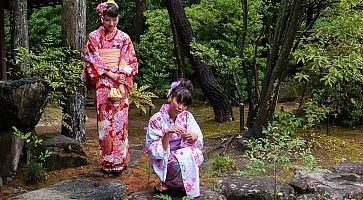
(293, 1, 363, 127)
(25, 162, 48, 184)
(12, 46, 83, 103)
(207, 154, 236, 177)
(136, 9, 175, 96)
(13, 127, 50, 184)
(129, 83, 158, 113)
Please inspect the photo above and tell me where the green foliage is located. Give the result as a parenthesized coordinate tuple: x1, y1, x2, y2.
(13, 46, 83, 102)
(207, 154, 236, 177)
(25, 162, 48, 184)
(129, 83, 158, 113)
(136, 9, 175, 95)
(303, 101, 330, 129)
(153, 194, 172, 200)
(187, 0, 266, 101)
(28, 6, 62, 46)
(13, 127, 50, 184)
(239, 110, 320, 178)
(153, 194, 193, 200)
(137, 0, 266, 102)
(293, 1, 363, 126)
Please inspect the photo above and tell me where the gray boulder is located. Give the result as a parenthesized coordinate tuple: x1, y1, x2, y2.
(290, 170, 363, 200)
(0, 130, 24, 177)
(0, 78, 48, 132)
(10, 179, 127, 200)
(218, 176, 294, 200)
(43, 135, 88, 171)
(332, 159, 363, 175)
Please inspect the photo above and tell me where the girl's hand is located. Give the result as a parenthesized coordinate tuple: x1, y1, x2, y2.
(182, 132, 197, 143)
(166, 125, 185, 136)
(117, 74, 126, 84)
(105, 71, 119, 81)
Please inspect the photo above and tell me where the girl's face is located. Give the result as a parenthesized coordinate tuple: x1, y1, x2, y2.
(102, 16, 119, 32)
(169, 97, 187, 118)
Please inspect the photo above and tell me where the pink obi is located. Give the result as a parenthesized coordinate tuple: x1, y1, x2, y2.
(99, 49, 133, 75)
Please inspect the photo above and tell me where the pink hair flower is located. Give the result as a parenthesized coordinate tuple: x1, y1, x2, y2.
(96, 2, 108, 16)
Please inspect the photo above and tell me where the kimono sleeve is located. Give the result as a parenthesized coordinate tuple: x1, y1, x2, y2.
(83, 34, 108, 79)
(145, 115, 170, 160)
(187, 113, 204, 150)
(121, 36, 138, 90)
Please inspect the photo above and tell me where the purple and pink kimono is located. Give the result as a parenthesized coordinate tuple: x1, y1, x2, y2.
(82, 26, 138, 170)
(145, 104, 204, 198)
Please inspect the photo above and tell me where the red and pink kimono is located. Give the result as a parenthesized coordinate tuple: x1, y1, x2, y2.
(82, 26, 138, 171)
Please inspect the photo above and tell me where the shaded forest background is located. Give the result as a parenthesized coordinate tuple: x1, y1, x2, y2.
(3, 0, 363, 135)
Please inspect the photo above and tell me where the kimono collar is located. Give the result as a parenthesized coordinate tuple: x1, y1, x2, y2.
(160, 104, 170, 115)
(99, 26, 118, 41)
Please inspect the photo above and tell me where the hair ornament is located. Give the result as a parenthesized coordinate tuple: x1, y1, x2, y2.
(167, 81, 180, 97)
(96, 2, 108, 16)
(106, 0, 119, 8)
(96, 0, 118, 16)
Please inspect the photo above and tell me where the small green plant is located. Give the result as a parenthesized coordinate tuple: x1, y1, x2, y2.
(238, 110, 322, 200)
(13, 126, 50, 184)
(153, 194, 193, 200)
(153, 194, 172, 200)
(207, 154, 236, 177)
(25, 161, 48, 184)
(129, 83, 158, 114)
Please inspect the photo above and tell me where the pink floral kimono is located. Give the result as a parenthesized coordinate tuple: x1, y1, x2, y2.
(82, 26, 138, 171)
(145, 104, 204, 197)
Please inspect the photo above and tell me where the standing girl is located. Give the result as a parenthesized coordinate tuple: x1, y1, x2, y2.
(82, 0, 138, 174)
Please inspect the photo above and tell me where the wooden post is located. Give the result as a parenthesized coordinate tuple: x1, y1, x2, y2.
(0, 2, 6, 80)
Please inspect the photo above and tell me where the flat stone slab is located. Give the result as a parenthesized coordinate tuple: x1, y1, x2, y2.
(290, 170, 363, 199)
(10, 179, 127, 200)
(126, 187, 226, 200)
(219, 176, 294, 200)
(333, 159, 363, 175)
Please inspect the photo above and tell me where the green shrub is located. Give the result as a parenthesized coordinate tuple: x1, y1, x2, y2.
(25, 162, 48, 184)
(13, 127, 50, 184)
(208, 155, 236, 177)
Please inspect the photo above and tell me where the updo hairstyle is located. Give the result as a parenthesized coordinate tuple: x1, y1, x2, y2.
(168, 78, 193, 106)
(103, 3, 119, 17)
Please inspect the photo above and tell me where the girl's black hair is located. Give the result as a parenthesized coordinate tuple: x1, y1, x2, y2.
(169, 78, 193, 106)
(103, 3, 119, 17)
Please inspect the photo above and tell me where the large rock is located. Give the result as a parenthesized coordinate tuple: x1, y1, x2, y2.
(10, 179, 127, 200)
(218, 176, 294, 200)
(126, 187, 226, 200)
(0, 130, 24, 177)
(0, 78, 48, 132)
(43, 135, 88, 171)
(332, 159, 363, 175)
(290, 170, 363, 200)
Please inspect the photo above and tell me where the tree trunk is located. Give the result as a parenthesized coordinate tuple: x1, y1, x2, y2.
(0, 3, 6, 81)
(169, 14, 185, 78)
(134, 0, 146, 43)
(10, 0, 29, 78)
(245, 0, 304, 138)
(61, 0, 87, 142)
(165, 0, 233, 122)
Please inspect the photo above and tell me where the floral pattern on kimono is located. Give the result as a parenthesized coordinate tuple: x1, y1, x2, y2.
(145, 104, 204, 197)
(82, 26, 138, 169)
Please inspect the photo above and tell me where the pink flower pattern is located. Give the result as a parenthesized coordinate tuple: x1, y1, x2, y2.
(83, 26, 138, 169)
(145, 104, 204, 197)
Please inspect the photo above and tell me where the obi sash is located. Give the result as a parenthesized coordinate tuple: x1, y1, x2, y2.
(99, 49, 133, 75)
